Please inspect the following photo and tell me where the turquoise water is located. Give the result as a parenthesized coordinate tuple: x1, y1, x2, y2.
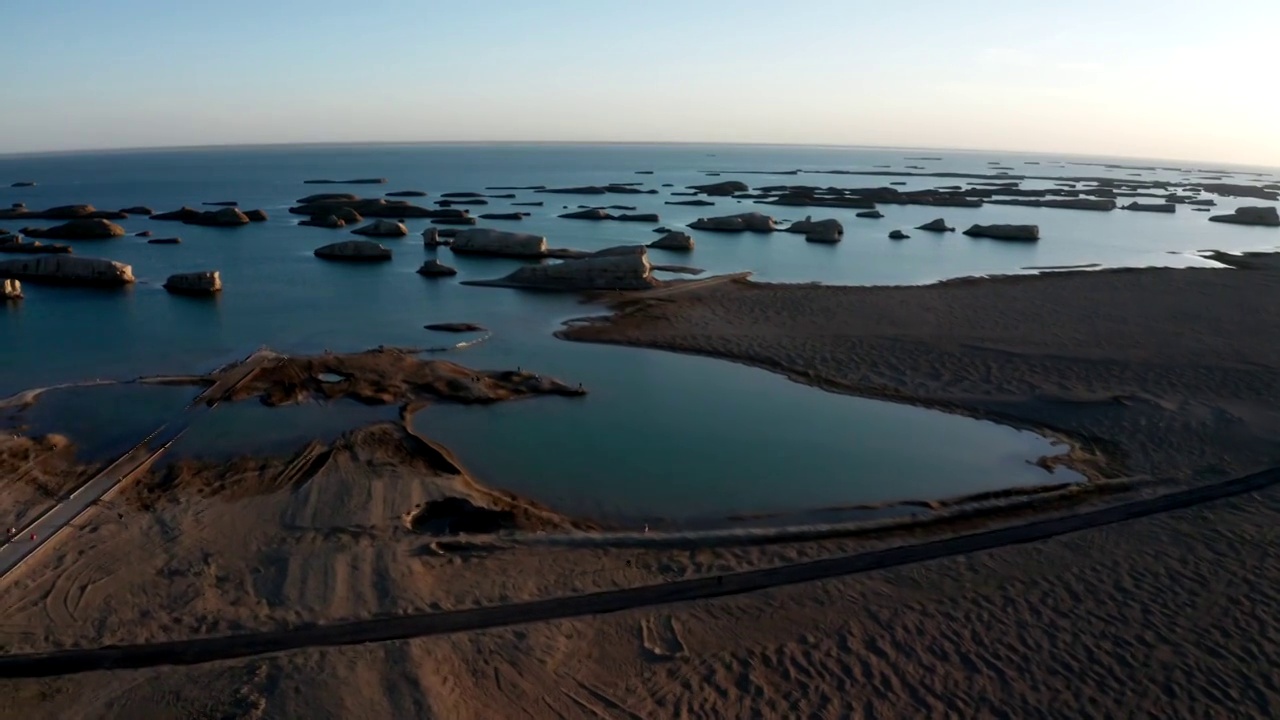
(3, 144, 1277, 522)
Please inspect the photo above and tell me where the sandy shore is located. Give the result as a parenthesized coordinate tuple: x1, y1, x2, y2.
(2, 259, 1280, 717)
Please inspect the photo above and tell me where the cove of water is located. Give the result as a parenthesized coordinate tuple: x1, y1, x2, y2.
(3, 143, 1276, 522)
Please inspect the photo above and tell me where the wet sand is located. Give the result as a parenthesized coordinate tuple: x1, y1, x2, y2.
(2, 259, 1280, 717)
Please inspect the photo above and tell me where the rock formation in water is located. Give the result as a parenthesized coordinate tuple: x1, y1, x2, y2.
(1, 278, 20, 299)
(417, 259, 459, 277)
(0, 236, 72, 254)
(1208, 206, 1280, 226)
(289, 196, 468, 220)
(164, 270, 221, 296)
(243, 209, 268, 222)
(303, 178, 387, 185)
(120, 206, 155, 216)
(424, 322, 486, 332)
(1122, 202, 1176, 213)
(648, 231, 695, 251)
(856, 210, 884, 219)
(386, 190, 429, 197)
(963, 224, 1040, 241)
(313, 240, 393, 261)
(478, 212, 526, 220)
(152, 206, 256, 226)
(915, 218, 955, 232)
(985, 198, 1116, 211)
(436, 198, 488, 206)
(538, 185, 658, 196)
(889, 230, 910, 240)
(422, 227, 448, 247)
(480, 249, 657, 291)
(0, 255, 135, 286)
(688, 212, 777, 232)
(450, 228, 548, 257)
(10, 181, 36, 188)
(512, 201, 543, 207)
(687, 180, 749, 196)
(666, 199, 716, 207)
(300, 215, 345, 229)
(559, 208, 613, 220)
(0, 204, 125, 221)
(431, 216, 478, 225)
(784, 216, 844, 243)
(148, 237, 182, 245)
(203, 201, 238, 207)
(22, 218, 126, 240)
(351, 219, 409, 237)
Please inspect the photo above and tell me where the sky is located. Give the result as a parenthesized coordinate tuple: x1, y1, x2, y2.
(3, 0, 1277, 165)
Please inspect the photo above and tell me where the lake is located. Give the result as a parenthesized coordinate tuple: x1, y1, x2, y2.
(3, 143, 1277, 523)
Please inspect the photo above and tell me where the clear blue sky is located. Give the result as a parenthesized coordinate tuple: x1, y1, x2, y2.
(4, 0, 1276, 164)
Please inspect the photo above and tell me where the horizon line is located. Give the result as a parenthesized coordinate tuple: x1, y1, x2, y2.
(0, 139, 1275, 173)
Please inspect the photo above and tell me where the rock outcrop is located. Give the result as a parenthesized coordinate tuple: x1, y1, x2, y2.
(478, 212, 525, 221)
(915, 218, 955, 232)
(303, 178, 387, 185)
(0, 256, 135, 286)
(986, 198, 1116, 211)
(0, 237, 72, 254)
(314, 240, 393, 261)
(856, 210, 884, 219)
(300, 215, 345, 229)
(480, 250, 656, 291)
(424, 322, 485, 332)
(1, 278, 20, 299)
(164, 270, 221, 296)
(351, 219, 409, 237)
(559, 208, 612, 220)
(243, 209, 269, 222)
(648, 231, 695, 251)
(422, 227, 448, 247)
(0, 204, 103, 220)
(148, 237, 182, 245)
(1208, 206, 1280, 226)
(386, 190, 429, 197)
(450, 229, 548, 258)
(689, 212, 777, 232)
(120, 206, 155, 216)
(152, 206, 256, 226)
(963, 224, 1040, 241)
(417, 259, 458, 277)
(289, 196, 467, 220)
(666, 199, 716, 207)
(22, 219, 126, 240)
(1122, 202, 1176, 213)
(687, 181, 749, 196)
(784, 216, 843, 243)
(889, 230, 910, 240)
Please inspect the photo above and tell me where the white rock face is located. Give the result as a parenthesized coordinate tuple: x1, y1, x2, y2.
(689, 212, 777, 232)
(648, 231, 695, 251)
(351, 219, 408, 237)
(1, 278, 20, 299)
(0, 255, 135, 286)
(451, 228, 548, 257)
(313, 240, 393, 261)
(164, 270, 222, 295)
(501, 251, 656, 290)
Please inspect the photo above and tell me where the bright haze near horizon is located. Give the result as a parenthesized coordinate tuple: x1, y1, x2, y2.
(4, 0, 1276, 165)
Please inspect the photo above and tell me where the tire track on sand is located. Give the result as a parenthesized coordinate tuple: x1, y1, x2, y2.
(0, 465, 1277, 678)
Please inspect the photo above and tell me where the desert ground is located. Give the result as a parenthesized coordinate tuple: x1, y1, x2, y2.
(2, 254, 1279, 718)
